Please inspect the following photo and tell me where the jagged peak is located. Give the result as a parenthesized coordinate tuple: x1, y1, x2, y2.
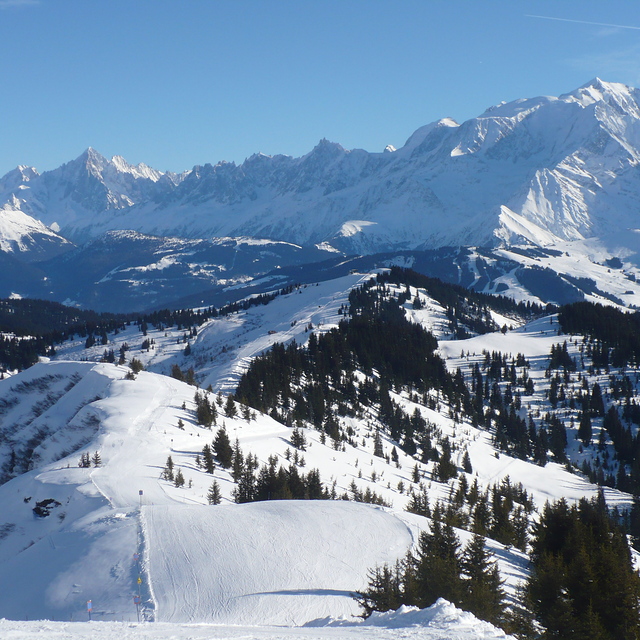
(82, 146, 107, 162)
(110, 155, 163, 181)
(15, 165, 39, 179)
(580, 77, 627, 93)
(0, 165, 39, 186)
(68, 147, 109, 177)
(310, 138, 345, 154)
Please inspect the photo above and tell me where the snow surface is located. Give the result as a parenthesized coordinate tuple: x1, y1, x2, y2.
(0, 196, 71, 258)
(145, 501, 411, 624)
(0, 598, 515, 639)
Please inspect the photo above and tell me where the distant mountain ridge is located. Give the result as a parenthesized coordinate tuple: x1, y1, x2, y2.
(3, 78, 640, 255)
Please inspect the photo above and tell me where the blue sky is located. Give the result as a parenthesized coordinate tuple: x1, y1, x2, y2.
(1, 0, 639, 176)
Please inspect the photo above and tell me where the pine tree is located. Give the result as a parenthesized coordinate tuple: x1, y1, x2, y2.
(170, 364, 185, 381)
(201, 444, 216, 474)
(174, 468, 185, 487)
(462, 450, 472, 474)
(578, 410, 592, 445)
(161, 455, 174, 481)
(291, 426, 307, 451)
(366, 426, 382, 458)
(527, 496, 640, 640)
(355, 560, 405, 618)
(213, 427, 233, 468)
(233, 453, 258, 503)
(231, 438, 244, 482)
(435, 438, 457, 482)
(130, 358, 144, 373)
(207, 480, 222, 505)
(414, 520, 464, 608)
(225, 394, 237, 418)
(91, 451, 102, 467)
(195, 391, 216, 428)
(460, 534, 504, 625)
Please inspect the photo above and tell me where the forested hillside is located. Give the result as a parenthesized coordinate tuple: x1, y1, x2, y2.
(231, 269, 640, 638)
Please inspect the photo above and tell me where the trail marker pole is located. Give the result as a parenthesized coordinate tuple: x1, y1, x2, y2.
(138, 489, 143, 508)
(133, 594, 141, 622)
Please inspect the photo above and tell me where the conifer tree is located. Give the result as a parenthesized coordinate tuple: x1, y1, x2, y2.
(174, 468, 185, 487)
(201, 444, 216, 474)
(462, 450, 472, 474)
(435, 438, 457, 482)
(414, 520, 464, 607)
(195, 391, 217, 428)
(213, 427, 233, 468)
(527, 496, 640, 640)
(233, 453, 258, 503)
(460, 534, 505, 625)
(78, 452, 91, 468)
(225, 394, 237, 418)
(130, 358, 144, 373)
(161, 455, 174, 481)
(578, 410, 592, 445)
(291, 426, 307, 451)
(355, 560, 405, 618)
(170, 364, 185, 381)
(231, 438, 244, 482)
(207, 480, 222, 505)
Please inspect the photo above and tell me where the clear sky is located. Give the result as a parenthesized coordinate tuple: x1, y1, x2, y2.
(1, 0, 639, 176)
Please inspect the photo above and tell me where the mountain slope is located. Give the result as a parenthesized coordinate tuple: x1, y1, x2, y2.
(0, 196, 72, 262)
(1, 268, 636, 631)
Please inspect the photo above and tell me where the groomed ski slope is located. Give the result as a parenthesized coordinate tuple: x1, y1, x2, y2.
(144, 500, 412, 624)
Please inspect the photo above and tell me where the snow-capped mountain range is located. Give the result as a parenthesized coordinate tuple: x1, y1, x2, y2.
(5, 78, 640, 312)
(3, 78, 640, 256)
